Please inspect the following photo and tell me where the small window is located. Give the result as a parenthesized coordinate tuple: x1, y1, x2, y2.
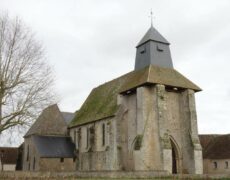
(225, 161, 229, 169)
(213, 161, 217, 169)
(73, 157, 76, 162)
(86, 128, 89, 148)
(157, 44, 164, 52)
(102, 123, 106, 146)
(139, 46, 146, 54)
(60, 158, 64, 163)
(77, 128, 81, 149)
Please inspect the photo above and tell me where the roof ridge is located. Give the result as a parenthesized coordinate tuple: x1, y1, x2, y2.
(91, 66, 149, 91)
(136, 26, 170, 47)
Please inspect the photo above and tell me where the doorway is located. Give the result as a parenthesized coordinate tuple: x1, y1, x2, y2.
(170, 138, 180, 174)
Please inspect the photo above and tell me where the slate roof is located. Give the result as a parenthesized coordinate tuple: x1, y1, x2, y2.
(137, 26, 170, 47)
(69, 65, 201, 127)
(200, 134, 230, 159)
(61, 112, 75, 125)
(33, 135, 75, 158)
(0, 147, 18, 164)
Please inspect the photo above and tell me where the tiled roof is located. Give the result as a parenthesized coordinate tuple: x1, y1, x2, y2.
(69, 65, 201, 127)
(199, 134, 219, 150)
(199, 134, 230, 159)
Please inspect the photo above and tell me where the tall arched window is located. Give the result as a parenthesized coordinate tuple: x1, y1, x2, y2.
(86, 127, 89, 149)
(26, 145, 29, 161)
(102, 123, 105, 146)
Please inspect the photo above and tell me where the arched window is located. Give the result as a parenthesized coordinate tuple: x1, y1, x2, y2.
(102, 123, 105, 146)
(26, 145, 29, 161)
(86, 127, 90, 149)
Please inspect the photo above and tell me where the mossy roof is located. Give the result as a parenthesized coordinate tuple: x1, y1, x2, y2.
(69, 65, 201, 127)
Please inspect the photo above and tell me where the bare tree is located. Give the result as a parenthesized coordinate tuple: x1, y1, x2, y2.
(0, 14, 56, 135)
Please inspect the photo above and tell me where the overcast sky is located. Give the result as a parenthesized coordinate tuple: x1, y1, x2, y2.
(1, 0, 230, 146)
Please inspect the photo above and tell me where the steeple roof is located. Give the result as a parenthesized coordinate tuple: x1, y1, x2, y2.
(137, 26, 170, 47)
(135, 25, 173, 70)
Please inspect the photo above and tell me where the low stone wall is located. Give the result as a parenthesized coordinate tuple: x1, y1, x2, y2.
(1, 171, 230, 179)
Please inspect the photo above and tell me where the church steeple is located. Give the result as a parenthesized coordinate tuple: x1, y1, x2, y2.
(134, 25, 173, 70)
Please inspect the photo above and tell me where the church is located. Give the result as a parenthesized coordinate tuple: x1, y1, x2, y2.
(68, 24, 203, 174)
(21, 23, 204, 174)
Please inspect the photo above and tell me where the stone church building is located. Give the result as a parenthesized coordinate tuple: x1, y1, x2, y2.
(68, 25, 203, 174)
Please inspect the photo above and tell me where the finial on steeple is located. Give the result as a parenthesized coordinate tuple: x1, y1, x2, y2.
(150, 9, 153, 27)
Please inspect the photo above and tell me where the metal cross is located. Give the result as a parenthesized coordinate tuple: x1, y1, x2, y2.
(150, 9, 153, 27)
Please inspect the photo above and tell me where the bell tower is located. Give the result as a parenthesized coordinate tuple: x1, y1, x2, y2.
(135, 25, 173, 70)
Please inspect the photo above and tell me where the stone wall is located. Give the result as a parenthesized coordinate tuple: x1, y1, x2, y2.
(23, 137, 40, 171)
(117, 85, 203, 173)
(69, 84, 203, 174)
(0, 164, 16, 171)
(70, 117, 119, 171)
(132, 86, 163, 171)
(203, 159, 230, 174)
(39, 158, 75, 171)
